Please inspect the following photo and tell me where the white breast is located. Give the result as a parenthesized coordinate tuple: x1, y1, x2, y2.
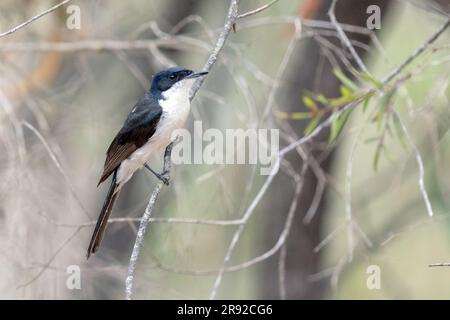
(116, 80, 193, 187)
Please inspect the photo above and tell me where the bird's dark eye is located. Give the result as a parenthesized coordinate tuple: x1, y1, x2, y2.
(169, 74, 176, 80)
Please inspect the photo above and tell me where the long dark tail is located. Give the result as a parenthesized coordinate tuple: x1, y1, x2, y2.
(87, 171, 120, 259)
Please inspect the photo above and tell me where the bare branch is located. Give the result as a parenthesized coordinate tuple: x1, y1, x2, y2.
(237, 0, 280, 19)
(0, 0, 72, 39)
(395, 112, 434, 217)
(328, 0, 371, 74)
(209, 157, 280, 299)
(382, 17, 450, 83)
(261, 17, 302, 122)
(0, 39, 209, 53)
(429, 262, 450, 267)
(17, 226, 82, 289)
(125, 141, 176, 300)
(51, 216, 244, 228)
(22, 121, 92, 220)
(278, 243, 287, 300)
(223, 161, 306, 273)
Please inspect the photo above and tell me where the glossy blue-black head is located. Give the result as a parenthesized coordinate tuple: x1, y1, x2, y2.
(150, 67, 207, 94)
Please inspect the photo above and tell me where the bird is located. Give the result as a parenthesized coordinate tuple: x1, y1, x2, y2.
(86, 66, 208, 259)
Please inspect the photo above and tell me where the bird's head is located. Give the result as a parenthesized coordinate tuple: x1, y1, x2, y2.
(150, 67, 208, 99)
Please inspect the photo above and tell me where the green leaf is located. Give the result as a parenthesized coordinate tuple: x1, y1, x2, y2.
(373, 143, 383, 171)
(333, 69, 358, 92)
(340, 85, 354, 100)
(373, 142, 392, 171)
(303, 96, 318, 115)
(290, 112, 312, 120)
(380, 89, 395, 112)
(329, 95, 357, 108)
(362, 95, 372, 111)
(328, 108, 354, 144)
(304, 116, 321, 136)
(274, 110, 312, 120)
(315, 94, 329, 105)
(375, 89, 396, 130)
(350, 69, 383, 89)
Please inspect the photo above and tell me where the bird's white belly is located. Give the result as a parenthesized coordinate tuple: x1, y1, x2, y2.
(116, 91, 190, 187)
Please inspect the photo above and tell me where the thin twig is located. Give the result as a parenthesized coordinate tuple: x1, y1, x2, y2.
(382, 17, 450, 84)
(0, 39, 208, 53)
(395, 112, 434, 217)
(0, 0, 72, 39)
(237, 0, 280, 19)
(17, 226, 82, 289)
(261, 17, 302, 122)
(429, 263, 450, 267)
(328, 0, 371, 75)
(228, 162, 306, 273)
(49, 216, 244, 228)
(22, 121, 92, 220)
(278, 243, 287, 299)
(209, 161, 280, 300)
(343, 110, 371, 262)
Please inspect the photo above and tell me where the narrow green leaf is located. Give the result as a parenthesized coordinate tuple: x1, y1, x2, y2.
(290, 112, 312, 120)
(350, 69, 383, 89)
(373, 143, 383, 171)
(304, 116, 321, 136)
(375, 89, 396, 130)
(362, 95, 372, 111)
(329, 95, 357, 108)
(380, 90, 395, 112)
(303, 96, 318, 115)
(340, 85, 354, 100)
(376, 112, 384, 131)
(328, 108, 354, 144)
(333, 69, 358, 92)
(315, 94, 329, 105)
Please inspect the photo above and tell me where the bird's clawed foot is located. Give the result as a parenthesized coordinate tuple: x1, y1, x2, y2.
(158, 171, 170, 186)
(144, 164, 170, 186)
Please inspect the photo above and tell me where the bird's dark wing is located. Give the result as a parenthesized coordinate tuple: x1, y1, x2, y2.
(98, 94, 163, 185)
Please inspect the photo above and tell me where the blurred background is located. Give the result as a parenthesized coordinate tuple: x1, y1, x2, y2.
(0, 0, 449, 299)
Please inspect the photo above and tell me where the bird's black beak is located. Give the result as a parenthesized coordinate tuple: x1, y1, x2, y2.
(186, 71, 208, 79)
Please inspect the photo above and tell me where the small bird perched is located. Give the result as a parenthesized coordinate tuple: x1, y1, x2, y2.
(87, 67, 207, 259)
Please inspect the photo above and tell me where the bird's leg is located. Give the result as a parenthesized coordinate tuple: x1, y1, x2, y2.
(144, 164, 169, 185)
